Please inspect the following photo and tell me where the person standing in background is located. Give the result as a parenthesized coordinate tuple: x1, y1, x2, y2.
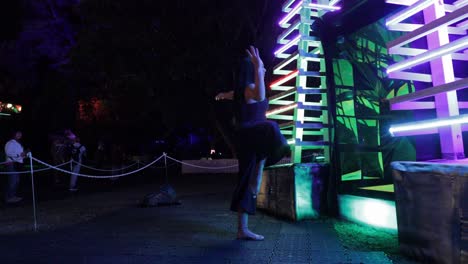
(94, 139, 106, 169)
(68, 135, 86, 192)
(4, 130, 26, 204)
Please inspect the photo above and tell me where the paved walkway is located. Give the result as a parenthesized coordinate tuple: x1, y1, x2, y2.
(0, 173, 419, 264)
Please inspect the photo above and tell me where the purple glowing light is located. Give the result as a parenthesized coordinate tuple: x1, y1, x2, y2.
(279, 1, 303, 27)
(385, 0, 435, 26)
(329, 0, 342, 6)
(385, 0, 417, 6)
(387, 35, 468, 74)
(387, 5, 468, 51)
(307, 3, 341, 11)
(278, 1, 341, 27)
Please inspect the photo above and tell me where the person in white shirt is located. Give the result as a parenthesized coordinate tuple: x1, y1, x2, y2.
(4, 130, 25, 203)
(68, 135, 86, 192)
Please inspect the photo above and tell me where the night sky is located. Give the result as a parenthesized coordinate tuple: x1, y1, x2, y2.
(0, 0, 403, 157)
(0, 0, 283, 156)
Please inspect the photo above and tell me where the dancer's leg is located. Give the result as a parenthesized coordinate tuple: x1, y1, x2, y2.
(249, 159, 265, 194)
(237, 158, 266, 241)
(237, 208, 264, 240)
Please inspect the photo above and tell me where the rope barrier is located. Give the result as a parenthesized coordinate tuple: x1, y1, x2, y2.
(2, 153, 240, 176)
(0, 160, 72, 174)
(13, 152, 245, 233)
(138, 159, 178, 169)
(72, 160, 138, 172)
(31, 154, 165, 179)
(165, 155, 238, 169)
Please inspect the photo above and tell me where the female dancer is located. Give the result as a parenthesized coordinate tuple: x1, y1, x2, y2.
(216, 46, 289, 240)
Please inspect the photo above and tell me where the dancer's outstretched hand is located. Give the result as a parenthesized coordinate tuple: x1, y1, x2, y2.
(215, 92, 225, 101)
(214, 91, 234, 101)
(246, 45, 266, 75)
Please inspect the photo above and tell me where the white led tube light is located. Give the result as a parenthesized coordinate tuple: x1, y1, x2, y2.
(386, 0, 435, 26)
(389, 114, 468, 136)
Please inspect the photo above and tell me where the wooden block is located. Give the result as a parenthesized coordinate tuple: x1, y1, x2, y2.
(392, 161, 468, 264)
(257, 163, 328, 221)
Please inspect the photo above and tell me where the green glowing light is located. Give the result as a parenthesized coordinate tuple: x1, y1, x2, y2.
(397, 83, 411, 97)
(341, 170, 380, 181)
(333, 60, 354, 86)
(268, 114, 294, 121)
(339, 194, 397, 231)
(294, 165, 319, 220)
(341, 170, 361, 181)
(358, 96, 380, 114)
(360, 184, 394, 192)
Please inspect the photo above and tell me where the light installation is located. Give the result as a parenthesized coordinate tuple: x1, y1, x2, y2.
(0, 101, 22, 116)
(268, 0, 341, 163)
(386, 0, 468, 160)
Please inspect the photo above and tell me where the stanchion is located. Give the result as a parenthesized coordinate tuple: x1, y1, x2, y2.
(164, 153, 169, 184)
(27, 153, 38, 232)
(140, 153, 179, 207)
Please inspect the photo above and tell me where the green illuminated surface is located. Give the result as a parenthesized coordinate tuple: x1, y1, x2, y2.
(333, 19, 418, 187)
(339, 194, 397, 231)
(360, 184, 394, 193)
(333, 220, 398, 255)
(341, 170, 361, 181)
(341, 170, 380, 181)
(333, 59, 354, 86)
(294, 164, 319, 220)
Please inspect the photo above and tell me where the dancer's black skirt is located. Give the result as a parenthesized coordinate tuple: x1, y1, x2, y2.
(230, 120, 289, 215)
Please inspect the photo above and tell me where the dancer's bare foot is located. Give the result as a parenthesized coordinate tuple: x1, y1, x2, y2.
(237, 229, 264, 241)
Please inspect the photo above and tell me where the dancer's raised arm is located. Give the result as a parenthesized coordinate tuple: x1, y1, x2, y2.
(244, 45, 266, 103)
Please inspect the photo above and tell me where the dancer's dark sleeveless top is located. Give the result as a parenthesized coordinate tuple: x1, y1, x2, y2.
(230, 60, 289, 215)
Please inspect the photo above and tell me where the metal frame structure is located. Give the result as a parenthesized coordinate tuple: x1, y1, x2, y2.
(268, 0, 342, 163)
(386, 0, 468, 160)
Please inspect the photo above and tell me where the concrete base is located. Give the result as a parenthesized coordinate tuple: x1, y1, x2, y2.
(392, 161, 468, 264)
(257, 163, 329, 221)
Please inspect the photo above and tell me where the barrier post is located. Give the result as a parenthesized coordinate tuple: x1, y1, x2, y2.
(164, 152, 169, 184)
(27, 152, 38, 232)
